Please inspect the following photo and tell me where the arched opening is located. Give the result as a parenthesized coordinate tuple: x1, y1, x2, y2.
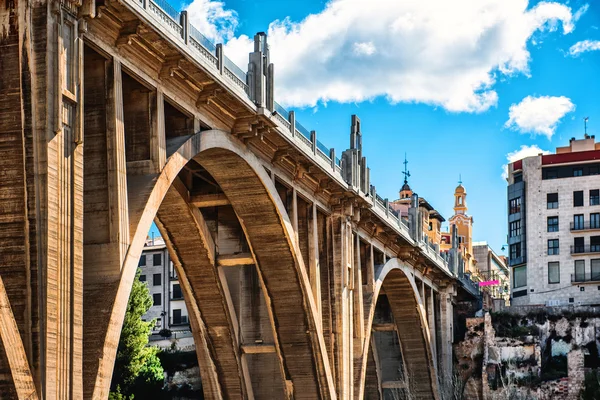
(83, 130, 335, 399)
(356, 259, 439, 400)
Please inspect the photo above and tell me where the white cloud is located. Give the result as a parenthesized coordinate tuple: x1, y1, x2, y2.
(573, 4, 589, 23)
(185, 0, 238, 43)
(568, 39, 600, 57)
(502, 145, 551, 179)
(505, 95, 575, 139)
(189, 0, 579, 112)
(353, 42, 376, 56)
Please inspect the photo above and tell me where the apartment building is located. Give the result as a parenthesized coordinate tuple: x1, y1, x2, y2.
(473, 242, 510, 306)
(506, 135, 600, 306)
(138, 237, 190, 334)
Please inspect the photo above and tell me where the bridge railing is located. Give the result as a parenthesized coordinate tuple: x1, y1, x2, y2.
(124, 0, 456, 279)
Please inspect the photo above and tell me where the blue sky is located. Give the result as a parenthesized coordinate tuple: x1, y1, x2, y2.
(156, 0, 600, 255)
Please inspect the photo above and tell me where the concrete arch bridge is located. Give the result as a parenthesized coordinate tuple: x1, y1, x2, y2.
(0, 0, 476, 398)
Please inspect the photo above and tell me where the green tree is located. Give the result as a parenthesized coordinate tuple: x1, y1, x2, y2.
(109, 270, 164, 399)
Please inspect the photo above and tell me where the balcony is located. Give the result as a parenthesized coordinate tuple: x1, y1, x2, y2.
(171, 315, 189, 326)
(570, 245, 600, 255)
(571, 272, 600, 283)
(570, 221, 600, 231)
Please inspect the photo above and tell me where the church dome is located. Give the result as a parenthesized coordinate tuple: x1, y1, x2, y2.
(401, 182, 411, 192)
(455, 184, 465, 194)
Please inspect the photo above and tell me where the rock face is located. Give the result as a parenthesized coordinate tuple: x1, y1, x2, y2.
(453, 308, 600, 400)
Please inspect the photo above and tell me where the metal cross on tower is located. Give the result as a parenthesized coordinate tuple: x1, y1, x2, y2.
(402, 153, 411, 184)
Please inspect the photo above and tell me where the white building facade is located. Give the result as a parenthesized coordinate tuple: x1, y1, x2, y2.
(507, 136, 600, 306)
(139, 237, 190, 335)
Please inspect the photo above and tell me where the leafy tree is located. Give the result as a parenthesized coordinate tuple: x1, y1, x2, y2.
(109, 269, 164, 399)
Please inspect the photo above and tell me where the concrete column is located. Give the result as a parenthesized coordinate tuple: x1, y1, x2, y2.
(107, 59, 130, 265)
(308, 203, 321, 320)
(150, 88, 166, 173)
(438, 290, 454, 386)
(428, 286, 438, 373)
(366, 243, 375, 292)
(353, 233, 364, 353)
(330, 214, 353, 399)
(291, 187, 298, 244)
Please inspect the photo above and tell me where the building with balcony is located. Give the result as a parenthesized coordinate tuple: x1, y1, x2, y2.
(139, 237, 190, 336)
(506, 134, 600, 306)
(473, 242, 510, 307)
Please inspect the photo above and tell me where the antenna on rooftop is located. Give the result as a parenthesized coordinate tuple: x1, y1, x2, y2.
(585, 117, 589, 136)
(402, 153, 411, 184)
(459, 173, 462, 185)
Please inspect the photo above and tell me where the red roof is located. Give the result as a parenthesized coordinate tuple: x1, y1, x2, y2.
(542, 149, 600, 165)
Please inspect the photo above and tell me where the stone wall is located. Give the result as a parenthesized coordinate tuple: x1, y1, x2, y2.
(453, 309, 600, 400)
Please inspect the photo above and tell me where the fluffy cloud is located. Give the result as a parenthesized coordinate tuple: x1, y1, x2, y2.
(505, 95, 575, 139)
(502, 145, 551, 179)
(568, 39, 600, 57)
(185, 0, 238, 43)
(188, 0, 580, 112)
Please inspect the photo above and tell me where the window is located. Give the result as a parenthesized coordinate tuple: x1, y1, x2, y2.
(591, 190, 600, 206)
(172, 284, 183, 299)
(573, 168, 583, 177)
(173, 309, 182, 325)
(590, 166, 599, 175)
(574, 237, 585, 253)
(153, 293, 161, 306)
(153, 273, 161, 286)
(509, 197, 521, 214)
(573, 214, 584, 230)
(547, 193, 558, 209)
(575, 260, 585, 282)
(510, 243, 521, 260)
(546, 169, 558, 179)
(592, 236, 600, 252)
(591, 213, 600, 229)
(514, 173, 523, 183)
(548, 239, 559, 255)
(139, 275, 146, 282)
(574, 191, 584, 207)
(547, 216, 559, 232)
(548, 262, 560, 284)
(513, 265, 527, 288)
(138, 255, 146, 267)
(592, 259, 600, 281)
(510, 220, 522, 237)
(153, 253, 162, 266)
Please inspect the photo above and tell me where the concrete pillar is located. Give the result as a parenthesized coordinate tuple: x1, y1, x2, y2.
(308, 203, 321, 320)
(107, 59, 130, 265)
(291, 187, 298, 244)
(428, 286, 438, 373)
(438, 290, 454, 386)
(330, 214, 354, 399)
(150, 88, 166, 172)
(353, 233, 364, 353)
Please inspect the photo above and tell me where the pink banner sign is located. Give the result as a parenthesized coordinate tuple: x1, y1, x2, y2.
(479, 280, 499, 287)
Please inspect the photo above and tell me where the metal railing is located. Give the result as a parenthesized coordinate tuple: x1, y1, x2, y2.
(274, 102, 289, 120)
(127, 0, 461, 280)
(570, 221, 600, 231)
(571, 272, 600, 283)
(188, 23, 216, 53)
(571, 245, 600, 254)
(295, 121, 311, 139)
(223, 55, 247, 83)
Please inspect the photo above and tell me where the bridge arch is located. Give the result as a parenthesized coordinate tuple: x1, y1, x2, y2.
(87, 130, 336, 399)
(356, 258, 439, 400)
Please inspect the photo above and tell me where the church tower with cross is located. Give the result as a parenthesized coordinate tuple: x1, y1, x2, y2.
(399, 154, 413, 199)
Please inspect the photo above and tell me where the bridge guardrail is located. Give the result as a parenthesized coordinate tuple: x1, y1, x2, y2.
(122, 0, 457, 280)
